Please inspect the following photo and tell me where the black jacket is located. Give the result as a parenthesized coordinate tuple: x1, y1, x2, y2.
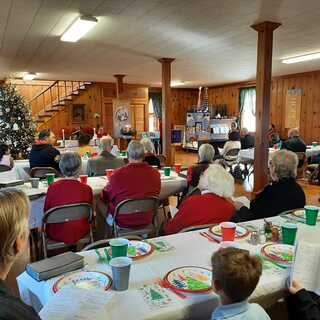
(282, 137, 307, 153)
(286, 289, 320, 320)
(231, 178, 306, 222)
(240, 134, 255, 149)
(144, 154, 161, 168)
(29, 144, 60, 171)
(0, 280, 40, 320)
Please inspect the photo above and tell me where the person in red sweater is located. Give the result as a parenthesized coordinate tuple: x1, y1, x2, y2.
(102, 140, 161, 228)
(44, 152, 93, 244)
(165, 164, 236, 235)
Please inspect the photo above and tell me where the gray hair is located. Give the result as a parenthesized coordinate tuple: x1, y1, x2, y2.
(59, 152, 82, 177)
(288, 128, 300, 138)
(198, 143, 215, 162)
(99, 135, 114, 152)
(127, 140, 145, 160)
(269, 150, 298, 180)
(198, 164, 234, 198)
(140, 138, 155, 154)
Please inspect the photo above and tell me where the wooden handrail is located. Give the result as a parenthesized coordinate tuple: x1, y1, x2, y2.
(29, 80, 59, 104)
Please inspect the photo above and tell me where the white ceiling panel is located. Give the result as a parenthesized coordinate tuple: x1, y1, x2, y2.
(2, 0, 320, 86)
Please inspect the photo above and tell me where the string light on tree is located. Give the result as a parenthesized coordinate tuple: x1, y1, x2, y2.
(0, 84, 36, 158)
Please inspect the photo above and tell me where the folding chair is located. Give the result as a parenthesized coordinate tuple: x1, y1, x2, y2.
(295, 152, 307, 179)
(30, 167, 61, 179)
(42, 203, 94, 258)
(222, 148, 240, 173)
(113, 197, 160, 238)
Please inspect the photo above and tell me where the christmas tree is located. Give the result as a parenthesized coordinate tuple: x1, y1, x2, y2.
(0, 84, 36, 159)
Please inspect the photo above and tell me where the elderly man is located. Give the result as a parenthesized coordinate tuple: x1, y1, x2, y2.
(86, 136, 124, 176)
(240, 127, 255, 149)
(102, 140, 161, 229)
(231, 150, 306, 222)
(282, 128, 306, 153)
(29, 129, 60, 171)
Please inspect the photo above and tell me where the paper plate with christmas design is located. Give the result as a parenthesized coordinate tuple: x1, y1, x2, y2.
(108, 240, 153, 259)
(261, 244, 294, 265)
(164, 266, 212, 293)
(53, 271, 112, 293)
(209, 224, 249, 241)
(291, 209, 320, 221)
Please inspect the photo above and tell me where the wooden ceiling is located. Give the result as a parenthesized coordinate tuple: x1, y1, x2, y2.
(1, 0, 320, 87)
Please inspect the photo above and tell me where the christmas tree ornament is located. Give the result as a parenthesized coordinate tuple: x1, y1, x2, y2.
(13, 123, 19, 130)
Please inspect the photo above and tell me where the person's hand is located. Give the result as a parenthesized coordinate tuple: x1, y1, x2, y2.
(288, 280, 304, 295)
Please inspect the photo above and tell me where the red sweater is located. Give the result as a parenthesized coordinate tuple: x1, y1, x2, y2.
(44, 179, 93, 244)
(164, 193, 236, 235)
(103, 162, 161, 228)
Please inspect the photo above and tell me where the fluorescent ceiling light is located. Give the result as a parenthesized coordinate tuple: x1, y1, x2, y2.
(171, 80, 185, 87)
(282, 52, 320, 64)
(61, 15, 98, 42)
(23, 72, 36, 81)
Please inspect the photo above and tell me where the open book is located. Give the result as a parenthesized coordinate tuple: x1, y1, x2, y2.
(290, 241, 320, 292)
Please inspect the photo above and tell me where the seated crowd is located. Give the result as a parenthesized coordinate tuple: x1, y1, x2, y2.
(0, 126, 319, 320)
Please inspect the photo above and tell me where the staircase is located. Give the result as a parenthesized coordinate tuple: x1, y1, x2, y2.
(30, 80, 92, 128)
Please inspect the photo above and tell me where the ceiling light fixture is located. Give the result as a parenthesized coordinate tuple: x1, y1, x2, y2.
(282, 52, 320, 64)
(23, 72, 37, 81)
(171, 80, 185, 87)
(61, 15, 98, 43)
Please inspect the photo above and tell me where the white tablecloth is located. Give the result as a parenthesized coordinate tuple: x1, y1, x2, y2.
(17, 214, 318, 319)
(239, 146, 320, 163)
(22, 174, 186, 229)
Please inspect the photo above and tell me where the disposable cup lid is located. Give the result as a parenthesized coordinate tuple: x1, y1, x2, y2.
(109, 257, 132, 267)
(110, 238, 129, 247)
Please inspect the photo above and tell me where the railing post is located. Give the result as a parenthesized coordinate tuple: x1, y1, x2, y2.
(43, 92, 45, 112)
(57, 81, 60, 103)
(50, 87, 53, 106)
(64, 81, 67, 98)
(71, 81, 74, 93)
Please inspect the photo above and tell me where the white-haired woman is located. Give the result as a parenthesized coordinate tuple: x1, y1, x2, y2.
(44, 152, 93, 244)
(141, 138, 160, 168)
(187, 143, 215, 188)
(165, 164, 236, 234)
(231, 149, 306, 222)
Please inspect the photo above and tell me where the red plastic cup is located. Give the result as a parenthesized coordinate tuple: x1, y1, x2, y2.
(174, 163, 182, 174)
(220, 222, 237, 241)
(92, 152, 98, 157)
(106, 169, 114, 178)
(79, 175, 88, 184)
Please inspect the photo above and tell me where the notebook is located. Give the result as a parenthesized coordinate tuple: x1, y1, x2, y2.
(290, 241, 320, 292)
(26, 252, 84, 281)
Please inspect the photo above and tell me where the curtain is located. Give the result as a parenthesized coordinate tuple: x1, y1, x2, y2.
(149, 92, 162, 119)
(240, 87, 256, 131)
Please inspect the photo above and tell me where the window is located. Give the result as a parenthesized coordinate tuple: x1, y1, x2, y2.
(148, 98, 158, 132)
(240, 88, 256, 132)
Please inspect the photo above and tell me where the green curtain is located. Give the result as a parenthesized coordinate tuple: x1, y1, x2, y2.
(149, 92, 162, 119)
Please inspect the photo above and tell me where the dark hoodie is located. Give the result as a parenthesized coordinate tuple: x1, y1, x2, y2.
(29, 143, 60, 171)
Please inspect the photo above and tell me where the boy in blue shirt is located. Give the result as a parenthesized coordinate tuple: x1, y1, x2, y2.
(211, 247, 270, 320)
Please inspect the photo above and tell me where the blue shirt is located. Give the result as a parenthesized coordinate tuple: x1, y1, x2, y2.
(212, 301, 271, 320)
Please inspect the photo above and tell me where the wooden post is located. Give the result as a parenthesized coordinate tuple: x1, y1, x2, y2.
(159, 58, 175, 165)
(251, 21, 281, 192)
(114, 74, 125, 98)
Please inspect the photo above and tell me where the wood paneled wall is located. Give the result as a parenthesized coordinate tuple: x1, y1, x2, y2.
(206, 70, 320, 144)
(172, 89, 198, 125)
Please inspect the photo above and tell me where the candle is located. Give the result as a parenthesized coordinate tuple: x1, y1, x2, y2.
(62, 129, 65, 147)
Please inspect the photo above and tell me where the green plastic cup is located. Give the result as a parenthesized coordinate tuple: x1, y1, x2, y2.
(282, 223, 298, 245)
(110, 238, 129, 258)
(304, 205, 319, 226)
(46, 173, 55, 186)
(164, 167, 171, 176)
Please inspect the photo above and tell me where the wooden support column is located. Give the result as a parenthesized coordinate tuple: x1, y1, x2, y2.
(159, 58, 175, 165)
(114, 74, 125, 98)
(251, 21, 281, 192)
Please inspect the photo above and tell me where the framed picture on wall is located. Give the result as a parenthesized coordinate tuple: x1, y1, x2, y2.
(72, 104, 86, 123)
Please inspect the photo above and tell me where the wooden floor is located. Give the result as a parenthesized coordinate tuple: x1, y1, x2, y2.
(6, 150, 320, 301)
